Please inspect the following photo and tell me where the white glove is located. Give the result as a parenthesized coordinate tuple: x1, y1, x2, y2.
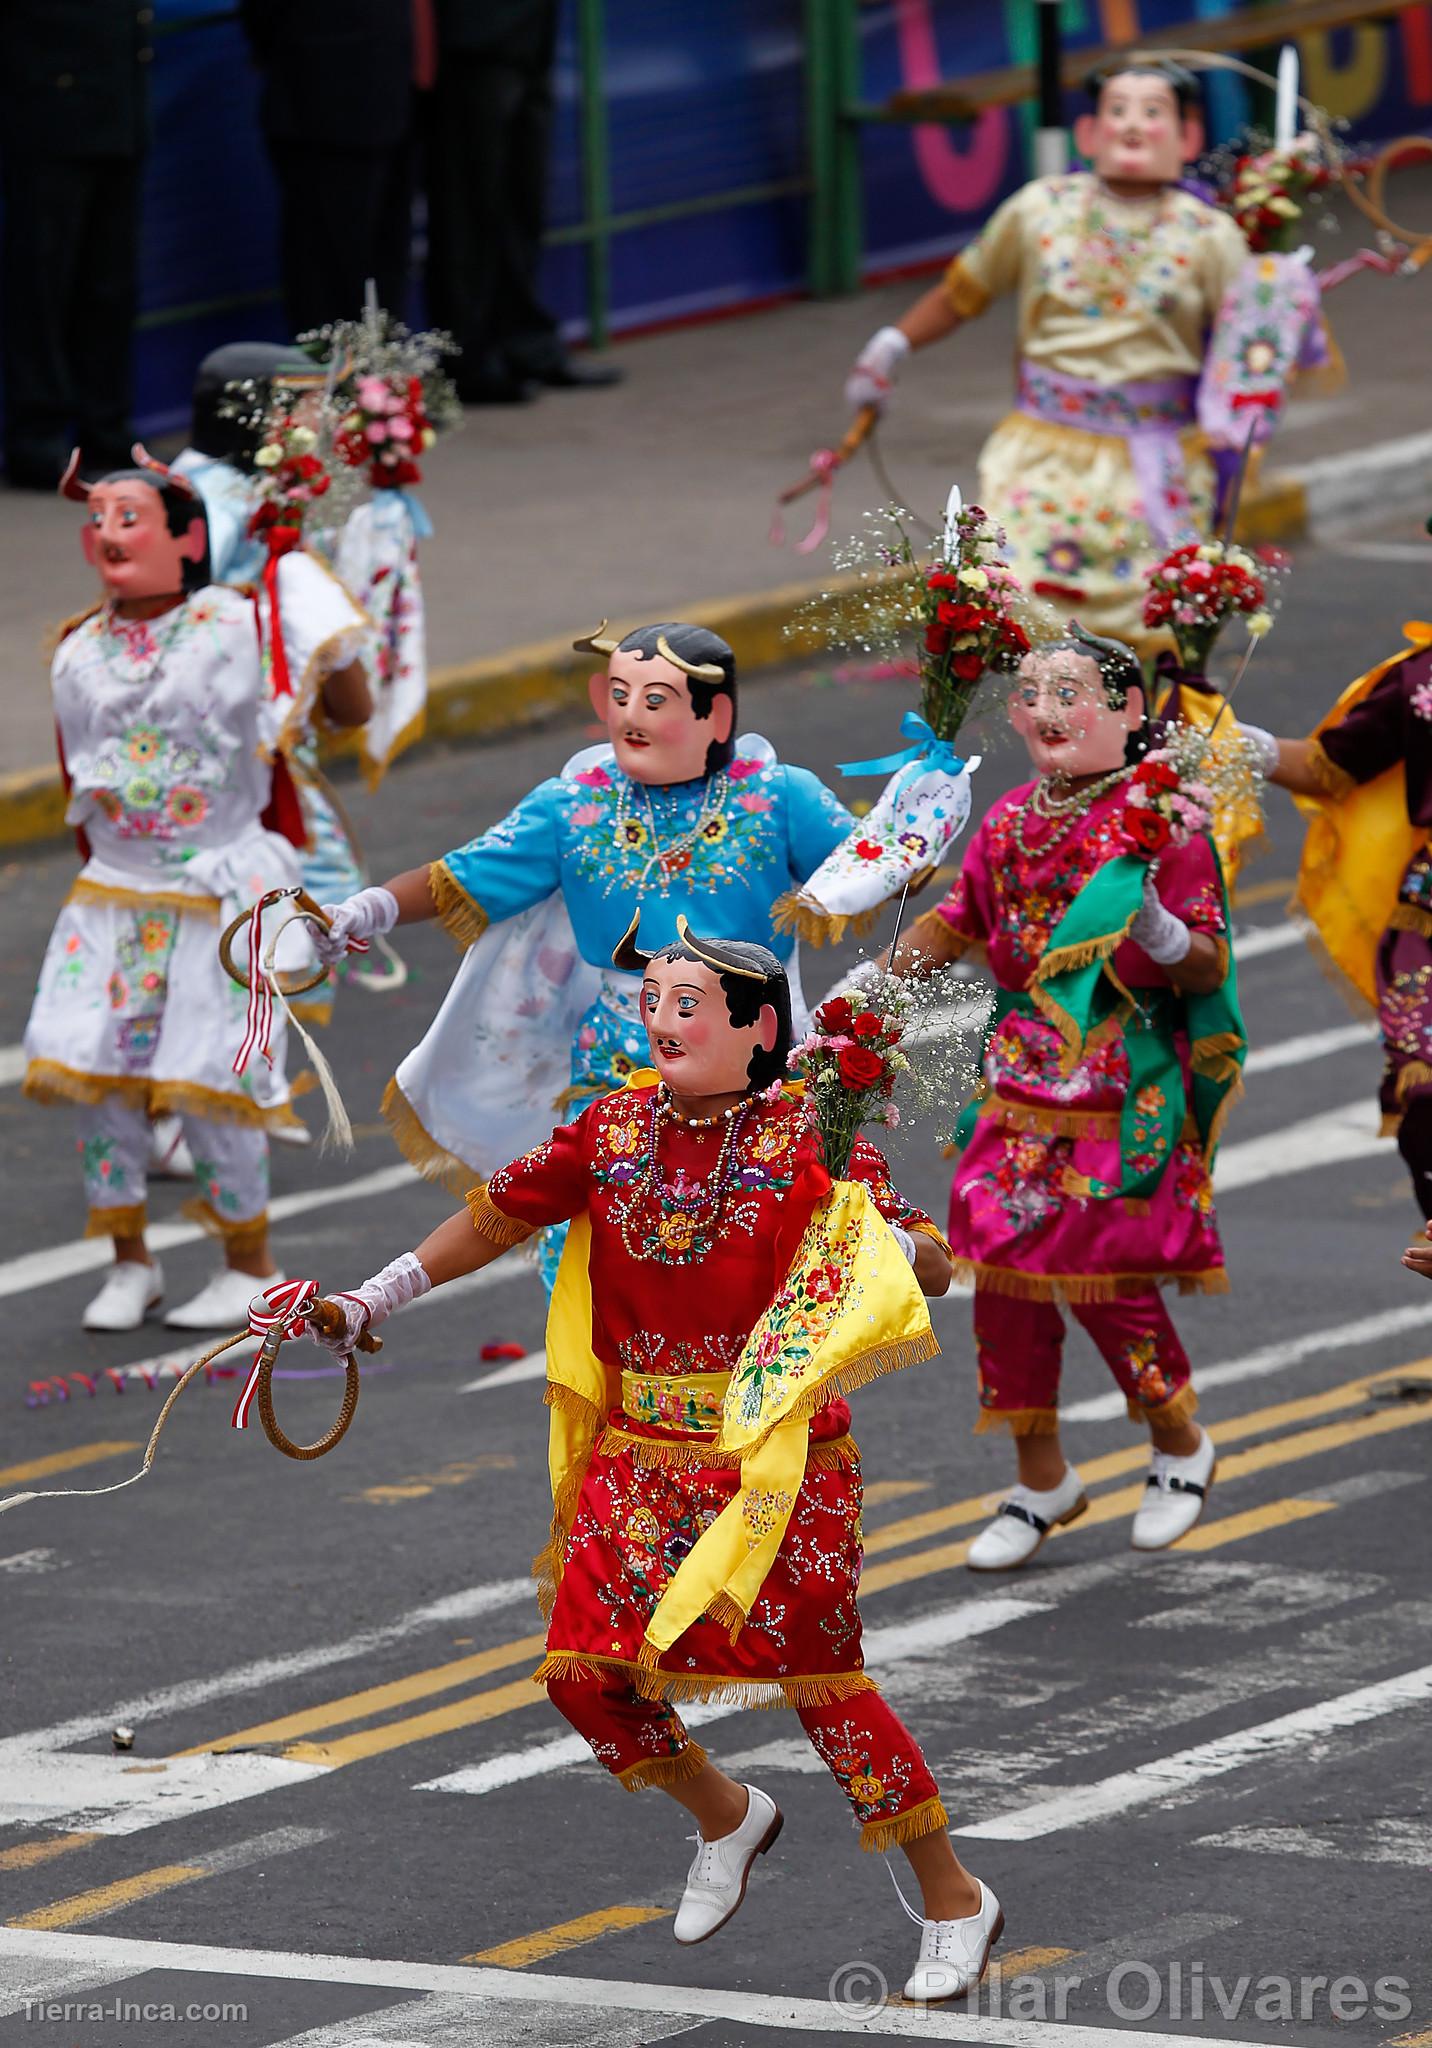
(313, 885, 399, 969)
(308, 1251, 431, 1355)
(1236, 723, 1280, 778)
(890, 1224, 917, 1267)
(844, 326, 910, 415)
(1129, 873, 1192, 966)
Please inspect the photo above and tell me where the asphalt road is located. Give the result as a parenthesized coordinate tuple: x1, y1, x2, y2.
(3, 521, 1432, 2048)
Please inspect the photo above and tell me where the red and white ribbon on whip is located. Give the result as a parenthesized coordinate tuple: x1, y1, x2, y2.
(231, 1278, 320, 1430)
(769, 404, 879, 553)
(220, 887, 355, 1152)
(233, 894, 276, 1074)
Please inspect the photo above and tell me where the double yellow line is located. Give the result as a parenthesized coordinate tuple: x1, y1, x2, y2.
(184, 1360, 1431, 1769)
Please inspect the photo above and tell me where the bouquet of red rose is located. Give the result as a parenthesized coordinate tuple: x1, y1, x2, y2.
(1225, 142, 1331, 256)
(918, 503, 1031, 742)
(1120, 749, 1214, 861)
(793, 988, 912, 1180)
(335, 373, 437, 491)
(1142, 541, 1272, 673)
(248, 416, 332, 543)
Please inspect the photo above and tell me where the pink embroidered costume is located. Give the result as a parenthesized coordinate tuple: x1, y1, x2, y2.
(916, 778, 1232, 1433)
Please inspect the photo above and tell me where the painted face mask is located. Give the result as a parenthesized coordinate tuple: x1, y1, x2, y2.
(1008, 646, 1143, 778)
(590, 647, 735, 789)
(79, 476, 209, 604)
(1074, 70, 1202, 188)
(640, 954, 778, 1098)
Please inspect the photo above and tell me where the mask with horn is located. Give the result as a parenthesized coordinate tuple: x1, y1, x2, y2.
(66, 450, 212, 603)
(617, 910, 791, 1098)
(583, 619, 738, 787)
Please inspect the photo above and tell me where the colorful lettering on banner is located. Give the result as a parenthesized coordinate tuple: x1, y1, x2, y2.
(895, 0, 1009, 215)
(1300, 25, 1388, 124)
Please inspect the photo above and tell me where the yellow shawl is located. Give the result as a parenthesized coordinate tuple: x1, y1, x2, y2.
(536, 1116, 938, 1666)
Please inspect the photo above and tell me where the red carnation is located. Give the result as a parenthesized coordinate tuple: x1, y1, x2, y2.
(926, 570, 959, 592)
(853, 1010, 882, 1038)
(951, 652, 984, 681)
(1124, 807, 1173, 856)
(818, 996, 853, 1033)
(837, 1045, 886, 1089)
(1136, 760, 1178, 793)
(924, 623, 950, 655)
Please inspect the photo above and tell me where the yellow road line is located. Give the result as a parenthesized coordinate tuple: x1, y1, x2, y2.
(863, 1479, 932, 1507)
(0, 1442, 137, 1489)
(7, 1862, 203, 1931)
(284, 1677, 540, 1766)
(997, 1944, 1078, 1970)
(182, 1633, 547, 1756)
(863, 1394, 1432, 1595)
(0, 1833, 99, 1872)
(1390, 2028, 1432, 2047)
(1176, 1497, 1336, 1551)
(863, 1365, 1426, 1560)
(1232, 875, 1295, 909)
(464, 1904, 668, 1967)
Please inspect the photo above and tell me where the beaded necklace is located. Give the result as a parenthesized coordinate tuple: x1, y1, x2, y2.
(1011, 764, 1132, 860)
(610, 772, 731, 897)
(615, 1085, 753, 1265)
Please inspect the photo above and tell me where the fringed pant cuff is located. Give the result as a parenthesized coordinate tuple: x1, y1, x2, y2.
(860, 1794, 950, 1854)
(85, 1202, 148, 1241)
(1131, 1382, 1200, 1431)
(617, 1742, 710, 1793)
(974, 1405, 1060, 1438)
(179, 1196, 269, 1254)
(534, 1647, 879, 1710)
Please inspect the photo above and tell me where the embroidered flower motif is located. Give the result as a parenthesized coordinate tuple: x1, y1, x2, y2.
(126, 728, 162, 764)
(726, 757, 761, 780)
(699, 815, 729, 844)
(606, 1117, 642, 1158)
(124, 774, 161, 812)
(853, 839, 884, 862)
(574, 765, 612, 790)
(165, 786, 207, 827)
(570, 803, 604, 827)
(107, 972, 129, 1010)
(617, 818, 648, 850)
(849, 1773, 885, 1803)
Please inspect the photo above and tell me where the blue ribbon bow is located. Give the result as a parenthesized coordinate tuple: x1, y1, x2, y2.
(839, 711, 965, 782)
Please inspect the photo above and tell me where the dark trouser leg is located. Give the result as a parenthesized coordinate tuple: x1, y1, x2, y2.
(72, 155, 141, 470)
(269, 140, 410, 335)
(1, 150, 90, 477)
(1398, 1091, 1432, 1220)
(491, 7, 563, 379)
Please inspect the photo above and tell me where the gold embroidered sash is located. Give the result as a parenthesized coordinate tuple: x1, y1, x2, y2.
(620, 1370, 729, 1435)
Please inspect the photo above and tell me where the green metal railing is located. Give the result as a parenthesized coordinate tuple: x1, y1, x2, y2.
(144, 0, 815, 349)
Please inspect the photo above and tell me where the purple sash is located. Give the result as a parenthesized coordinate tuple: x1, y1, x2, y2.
(1017, 361, 1200, 551)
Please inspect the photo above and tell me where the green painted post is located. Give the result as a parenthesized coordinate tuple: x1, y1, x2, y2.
(577, 0, 612, 350)
(805, 0, 835, 294)
(830, 0, 864, 292)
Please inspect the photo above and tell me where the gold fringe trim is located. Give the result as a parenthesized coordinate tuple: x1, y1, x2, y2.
(67, 879, 220, 919)
(288, 995, 334, 1029)
(360, 704, 427, 793)
(979, 1096, 1120, 1141)
(1034, 902, 1141, 990)
(544, 1380, 597, 1421)
(593, 1424, 859, 1474)
(706, 1589, 749, 1644)
(973, 1404, 1061, 1437)
(428, 860, 488, 952)
(552, 1079, 607, 1115)
(534, 1648, 879, 1710)
(23, 1060, 304, 1133)
(178, 1196, 269, 1253)
(84, 1203, 148, 1241)
(1389, 903, 1432, 941)
(943, 254, 991, 321)
(380, 1076, 475, 1197)
(860, 1794, 950, 1855)
(1305, 738, 1356, 804)
(950, 1257, 1228, 1304)
(910, 1218, 954, 1260)
(533, 1387, 605, 1620)
(1397, 1060, 1432, 1105)
(1380, 1110, 1403, 1137)
(466, 1183, 535, 1249)
(770, 889, 883, 950)
(1127, 1381, 1201, 1430)
(759, 1329, 940, 1448)
(617, 1742, 710, 1793)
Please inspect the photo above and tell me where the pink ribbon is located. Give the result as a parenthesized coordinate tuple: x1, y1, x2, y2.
(231, 1278, 319, 1430)
(769, 448, 840, 554)
(1317, 248, 1405, 293)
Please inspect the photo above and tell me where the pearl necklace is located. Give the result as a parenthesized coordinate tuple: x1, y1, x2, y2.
(659, 1085, 746, 1130)
(610, 772, 731, 898)
(1011, 765, 1131, 860)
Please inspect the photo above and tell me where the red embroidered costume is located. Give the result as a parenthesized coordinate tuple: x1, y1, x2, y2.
(469, 1083, 951, 1850)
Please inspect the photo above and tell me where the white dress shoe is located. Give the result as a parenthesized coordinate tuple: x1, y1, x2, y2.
(672, 1785, 782, 1945)
(1131, 1425, 1216, 1550)
(148, 1116, 194, 1180)
(904, 1880, 1005, 2003)
(83, 1260, 164, 1332)
(967, 1465, 1087, 1571)
(164, 1266, 284, 1331)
